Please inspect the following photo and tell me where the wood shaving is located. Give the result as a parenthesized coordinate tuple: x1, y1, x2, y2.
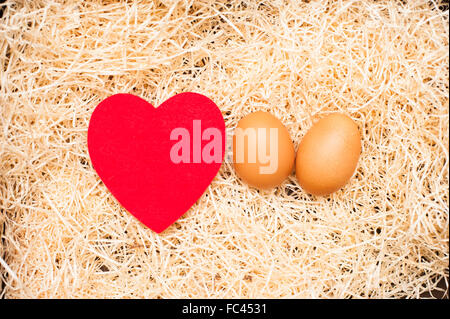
(0, 0, 448, 298)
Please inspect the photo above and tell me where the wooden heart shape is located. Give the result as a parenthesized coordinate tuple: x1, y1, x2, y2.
(88, 93, 225, 233)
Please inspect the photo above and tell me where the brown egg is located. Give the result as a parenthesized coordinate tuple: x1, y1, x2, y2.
(233, 111, 295, 189)
(296, 113, 361, 196)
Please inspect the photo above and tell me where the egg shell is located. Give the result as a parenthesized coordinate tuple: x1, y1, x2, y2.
(295, 113, 361, 196)
(233, 111, 295, 189)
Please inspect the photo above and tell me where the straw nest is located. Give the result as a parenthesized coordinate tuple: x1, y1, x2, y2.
(0, 0, 448, 298)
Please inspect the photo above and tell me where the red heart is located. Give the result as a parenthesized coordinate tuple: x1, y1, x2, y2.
(88, 93, 225, 233)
